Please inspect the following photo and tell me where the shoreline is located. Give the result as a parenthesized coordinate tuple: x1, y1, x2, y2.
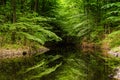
(0, 45, 49, 59)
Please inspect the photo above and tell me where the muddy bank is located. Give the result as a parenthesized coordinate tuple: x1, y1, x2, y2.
(0, 46, 49, 59)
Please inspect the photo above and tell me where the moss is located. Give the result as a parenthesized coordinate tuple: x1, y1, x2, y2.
(0, 43, 47, 50)
(111, 47, 120, 52)
(103, 30, 120, 48)
(1, 44, 26, 49)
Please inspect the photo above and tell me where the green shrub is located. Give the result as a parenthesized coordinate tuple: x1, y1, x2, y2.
(103, 30, 120, 48)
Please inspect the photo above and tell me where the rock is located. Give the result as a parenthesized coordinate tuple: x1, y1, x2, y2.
(108, 50, 120, 57)
(112, 67, 120, 80)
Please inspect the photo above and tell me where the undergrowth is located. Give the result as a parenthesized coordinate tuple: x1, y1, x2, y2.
(103, 30, 120, 48)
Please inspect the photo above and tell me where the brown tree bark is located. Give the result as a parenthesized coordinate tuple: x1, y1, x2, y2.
(11, 0, 16, 44)
(12, 0, 16, 23)
(1, 0, 6, 5)
(34, 0, 38, 12)
(41, 0, 45, 12)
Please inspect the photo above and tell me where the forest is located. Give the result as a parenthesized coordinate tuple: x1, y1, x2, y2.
(0, 0, 120, 80)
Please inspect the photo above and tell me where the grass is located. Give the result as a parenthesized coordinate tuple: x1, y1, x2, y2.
(1, 44, 24, 49)
(0, 43, 47, 50)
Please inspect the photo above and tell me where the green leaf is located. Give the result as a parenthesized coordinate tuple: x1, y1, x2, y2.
(20, 32, 45, 45)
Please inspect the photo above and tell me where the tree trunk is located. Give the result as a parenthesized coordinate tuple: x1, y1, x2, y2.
(1, 0, 6, 5)
(12, 0, 16, 23)
(34, 0, 38, 12)
(41, 0, 45, 14)
(11, 0, 16, 44)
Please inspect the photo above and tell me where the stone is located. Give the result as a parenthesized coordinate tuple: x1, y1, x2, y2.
(108, 51, 120, 57)
(109, 67, 120, 80)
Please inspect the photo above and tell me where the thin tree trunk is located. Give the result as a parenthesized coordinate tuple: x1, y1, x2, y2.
(34, 0, 38, 12)
(1, 0, 6, 5)
(41, 0, 45, 14)
(12, 0, 16, 23)
(11, 0, 16, 44)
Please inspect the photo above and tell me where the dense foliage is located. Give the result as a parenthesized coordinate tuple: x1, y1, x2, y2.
(0, 0, 120, 80)
(0, 0, 119, 44)
(0, 0, 61, 47)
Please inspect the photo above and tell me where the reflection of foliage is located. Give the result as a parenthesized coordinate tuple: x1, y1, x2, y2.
(0, 54, 62, 80)
(23, 55, 62, 80)
(44, 52, 88, 80)
(0, 48, 110, 80)
(55, 58, 87, 80)
(30, 63, 62, 79)
(86, 54, 109, 80)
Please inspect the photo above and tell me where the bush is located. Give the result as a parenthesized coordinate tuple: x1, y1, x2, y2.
(103, 30, 120, 48)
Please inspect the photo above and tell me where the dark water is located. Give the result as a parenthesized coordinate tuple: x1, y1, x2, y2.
(0, 46, 112, 80)
(43, 46, 111, 80)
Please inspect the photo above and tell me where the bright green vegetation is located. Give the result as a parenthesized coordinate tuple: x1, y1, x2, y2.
(0, 0, 120, 44)
(104, 30, 120, 48)
(57, 0, 120, 43)
(0, 0, 120, 80)
(0, 0, 61, 48)
(103, 30, 120, 57)
(104, 56, 120, 69)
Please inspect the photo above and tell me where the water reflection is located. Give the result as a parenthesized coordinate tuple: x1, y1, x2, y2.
(0, 46, 113, 80)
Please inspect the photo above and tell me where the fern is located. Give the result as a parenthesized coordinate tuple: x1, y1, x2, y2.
(105, 11, 120, 16)
(25, 55, 62, 73)
(101, 2, 120, 9)
(25, 60, 45, 73)
(21, 55, 62, 79)
(104, 30, 120, 48)
(19, 32, 45, 45)
(105, 16, 120, 23)
(54, 54, 87, 80)
(0, 15, 5, 23)
(101, 2, 120, 28)
(0, 15, 62, 45)
(69, 17, 93, 37)
(38, 29, 62, 41)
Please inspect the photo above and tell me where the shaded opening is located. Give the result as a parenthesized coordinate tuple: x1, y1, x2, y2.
(22, 51, 27, 56)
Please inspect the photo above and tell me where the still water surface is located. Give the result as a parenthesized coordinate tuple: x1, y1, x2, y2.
(0, 46, 112, 80)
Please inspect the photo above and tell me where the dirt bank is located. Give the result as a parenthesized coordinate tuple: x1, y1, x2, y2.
(0, 46, 49, 59)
